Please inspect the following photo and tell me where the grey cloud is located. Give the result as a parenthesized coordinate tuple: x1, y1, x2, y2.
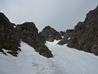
(0, 0, 98, 31)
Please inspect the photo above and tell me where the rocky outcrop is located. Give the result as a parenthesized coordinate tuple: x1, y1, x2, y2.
(16, 22, 53, 58)
(67, 6, 98, 55)
(39, 26, 62, 42)
(0, 12, 20, 56)
(58, 29, 73, 45)
(0, 13, 53, 58)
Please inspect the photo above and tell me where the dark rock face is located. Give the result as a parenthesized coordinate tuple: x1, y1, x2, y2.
(0, 12, 20, 56)
(58, 29, 73, 45)
(16, 22, 53, 58)
(0, 13, 53, 58)
(16, 22, 39, 42)
(67, 6, 98, 55)
(39, 26, 62, 42)
(59, 31, 66, 38)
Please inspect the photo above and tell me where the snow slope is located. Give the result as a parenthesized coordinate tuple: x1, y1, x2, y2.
(0, 41, 98, 74)
(46, 40, 98, 74)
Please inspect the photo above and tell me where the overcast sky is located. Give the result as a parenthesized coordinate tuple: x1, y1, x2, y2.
(0, 0, 98, 31)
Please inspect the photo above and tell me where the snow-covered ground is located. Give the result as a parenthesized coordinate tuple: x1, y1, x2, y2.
(0, 41, 98, 74)
(46, 40, 98, 74)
